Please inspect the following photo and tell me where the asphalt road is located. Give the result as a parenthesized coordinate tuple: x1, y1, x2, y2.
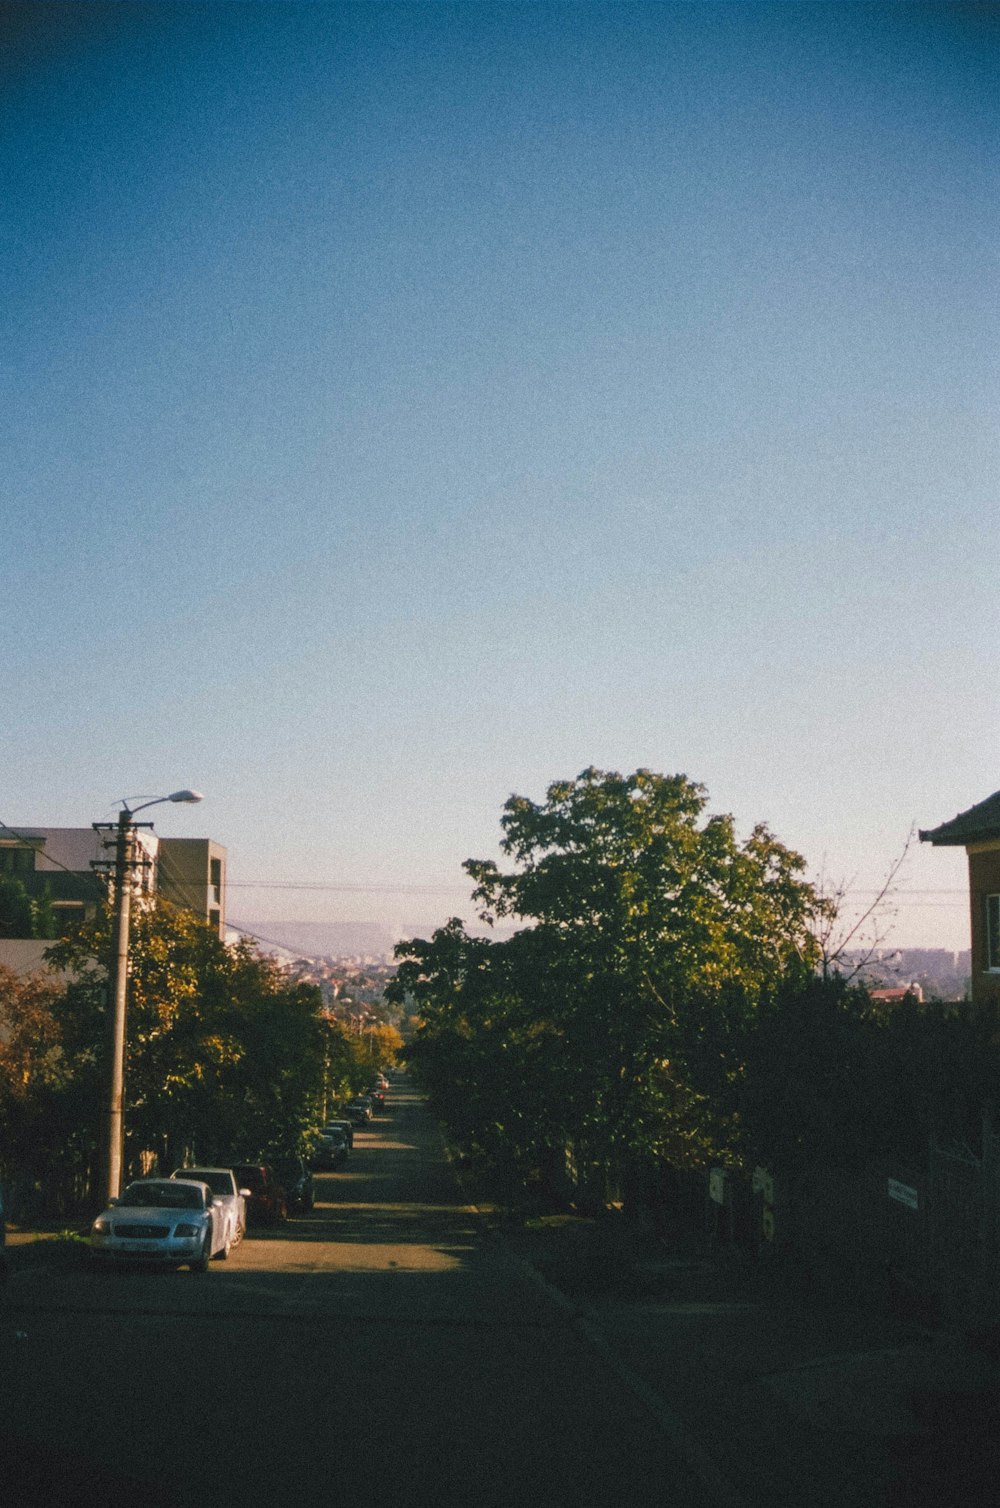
(2, 1085, 711, 1508)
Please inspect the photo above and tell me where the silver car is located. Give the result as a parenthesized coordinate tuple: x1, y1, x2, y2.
(171, 1166, 249, 1247)
(90, 1178, 231, 1270)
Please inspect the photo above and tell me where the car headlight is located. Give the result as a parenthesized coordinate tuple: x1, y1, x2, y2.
(92, 1218, 111, 1234)
(174, 1223, 200, 1238)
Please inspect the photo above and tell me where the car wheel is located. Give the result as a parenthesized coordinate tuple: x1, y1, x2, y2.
(234, 1221, 245, 1245)
(190, 1229, 212, 1273)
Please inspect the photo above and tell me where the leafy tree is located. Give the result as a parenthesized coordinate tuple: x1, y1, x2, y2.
(395, 768, 827, 1199)
(44, 902, 332, 1180)
(679, 976, 1000, 1181)
(367, 1021, 404, 1071)
(393, 931, 564, 1188)
(0, 875, 37, 938)
(320, 1015, 366, 1112)
(471, 769, 823, 1173)
(0, 965, 70, 1162)
(31, 882, 57, 940)
(0, 876, 58, 939)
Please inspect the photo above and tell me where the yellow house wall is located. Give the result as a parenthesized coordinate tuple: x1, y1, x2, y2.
(967, 845, 1000, 1005)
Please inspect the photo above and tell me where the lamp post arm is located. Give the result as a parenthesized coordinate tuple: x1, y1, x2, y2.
(123, 789, 203, 818)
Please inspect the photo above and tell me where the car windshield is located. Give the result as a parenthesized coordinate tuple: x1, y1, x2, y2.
(175, 1170, 231, 1195)
(122, 1182, 203, 1210)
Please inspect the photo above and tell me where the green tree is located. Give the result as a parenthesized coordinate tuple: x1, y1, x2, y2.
(0, 874, 37, 938)
(677, 975, 1000, 1183)
(0, 876, 58, 939)
(0, 965, 75, 1205)
(391, 930, 557, 1189)
(395, 768, 828, 1200)
(368, 1021, 404, 1069)
(45, 902, 331, 1179)
(320, 1015, 367, 1112)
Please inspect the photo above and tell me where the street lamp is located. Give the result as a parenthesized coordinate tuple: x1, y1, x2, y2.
(100, 789, 203, 1204)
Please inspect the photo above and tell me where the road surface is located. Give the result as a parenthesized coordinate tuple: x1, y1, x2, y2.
(2, 1084, 711, 1507)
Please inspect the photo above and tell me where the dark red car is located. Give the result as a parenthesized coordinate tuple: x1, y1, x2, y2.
(230, 1163, 287, 1226)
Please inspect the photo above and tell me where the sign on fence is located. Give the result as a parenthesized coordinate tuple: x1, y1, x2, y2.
(887, 1178, 920, 1210)
(708, 1168, 727, 1205)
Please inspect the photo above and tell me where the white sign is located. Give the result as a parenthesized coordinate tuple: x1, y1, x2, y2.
(887, 1178, 919, 1210)
(752, 1166, 774, 1204)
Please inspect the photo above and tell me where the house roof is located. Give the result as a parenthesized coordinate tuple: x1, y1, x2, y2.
(919, 791, 1000, 847)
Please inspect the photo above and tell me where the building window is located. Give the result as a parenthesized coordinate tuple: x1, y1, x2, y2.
(0, 844, 36, 876)
(209, 909, 221, 934)
(210, 857, 222, 904)
(52, 903, 85, 937)
(986, 895, 1000, 970)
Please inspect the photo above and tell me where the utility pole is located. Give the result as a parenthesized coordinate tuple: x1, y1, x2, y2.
(94, 788, 203, 1206)
(104, 810, 133, 1203)
(97, 810, 150, 1205)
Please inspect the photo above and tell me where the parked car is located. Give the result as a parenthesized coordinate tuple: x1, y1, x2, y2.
(367, 1087, 387, 1113)
(272, 1155, 315, 1212)
(90, 1178, 231, 1270)
(344, 1101, 371, 1127)
(321, 1117, 354, 1149)
(171, 1166, 249, 1246)
(230, 1163, 288, 1225)
(312, 1128, 349, 1170)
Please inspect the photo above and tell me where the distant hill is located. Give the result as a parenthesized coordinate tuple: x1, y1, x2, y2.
(230, 921, 397, 958)
(229, 918, 517, 960)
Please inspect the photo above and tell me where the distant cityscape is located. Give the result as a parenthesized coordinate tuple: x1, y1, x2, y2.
(235, 919, 974, 1006)
(837, 948, 971, 1002)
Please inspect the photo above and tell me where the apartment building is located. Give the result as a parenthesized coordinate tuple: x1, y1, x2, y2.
(0, 823, 227, 964)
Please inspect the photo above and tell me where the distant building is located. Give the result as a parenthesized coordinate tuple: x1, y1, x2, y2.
(920, 790, 1000, 1006)
(844, 948, 970, 1002)
(868, 984, 924, 1005)
(156, 837, 227, 937)
(0, 824, 227, 974)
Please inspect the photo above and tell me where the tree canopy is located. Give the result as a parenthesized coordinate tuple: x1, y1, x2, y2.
(1, 900, 396, 1215)
(393, 767, 997, 1219)
(392, 767, 829, 1198)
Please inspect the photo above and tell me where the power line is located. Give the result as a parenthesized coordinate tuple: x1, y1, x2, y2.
(226, 881, 473, 894)
(224, 879, 970, 896)
(0, 819, 974, 917)
(0, 817, 110, 900)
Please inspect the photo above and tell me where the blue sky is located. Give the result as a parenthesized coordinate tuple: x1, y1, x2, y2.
(3, 1, 997, 948)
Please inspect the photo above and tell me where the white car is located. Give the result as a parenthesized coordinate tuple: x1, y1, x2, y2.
(171, 1166, 249, 1247)
(90, 1178, 231, 1271)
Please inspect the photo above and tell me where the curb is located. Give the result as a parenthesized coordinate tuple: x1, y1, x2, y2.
(514, 1248, 751, 1508)
(443, 1136, 750, 1508)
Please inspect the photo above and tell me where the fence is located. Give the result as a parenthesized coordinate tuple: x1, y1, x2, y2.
(706, 1114, 1000, 1323)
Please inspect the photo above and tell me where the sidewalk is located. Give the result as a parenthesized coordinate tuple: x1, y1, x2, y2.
(502, 1219, 1000, 1508)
